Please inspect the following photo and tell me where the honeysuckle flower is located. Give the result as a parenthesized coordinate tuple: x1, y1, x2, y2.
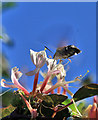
(46, 58, 66, 79)
(42, 68, 81, 95)
(44, 58, 67, 94)
(56, 64, 66, 94)
(46, 58, 57, 71)
(1, 79, 17, 88)
(1, 67, 29, 95)
(40, 70, 61, 93)
(43, 79, 62, 94)
(62, 84, 68, 95)
(56, 64, 66, 79)
(40, 62, 66, 94)
(32, 71, 39, 94)
(44, 76, 80, 96)
(38, 58, 68, 94)
(26, 49, 47, 76)
(19, 93, 37, 119)
(83, 96, 98, 119)
(88, 96, 98, 119)
(40, 70, 56, 83)
(57, 64, 66, 94)
(36, 82, 53, 93)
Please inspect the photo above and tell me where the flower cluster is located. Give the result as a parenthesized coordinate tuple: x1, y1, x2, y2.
(83, 96, 98, 119)
(1, 49, 97, 119)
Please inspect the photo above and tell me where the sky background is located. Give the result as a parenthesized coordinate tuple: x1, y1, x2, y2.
(2, 2, 96, 104)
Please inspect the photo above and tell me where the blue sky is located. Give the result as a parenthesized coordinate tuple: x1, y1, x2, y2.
(2, 2, 96, 103)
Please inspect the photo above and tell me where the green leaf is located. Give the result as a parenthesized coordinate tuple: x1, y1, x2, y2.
(2, 70, 10, 79)
(39, 104, 54, 117)
(2, 2, 16, 9)
(0, 104, 16, 119)
(2, 91, 14, 107)
(62, 99, 85, 116)
(39, 103, 70, 119)
(62, 99, 78, 116)
(41, 94, 68, 107)
(62, 99, 75, 110)
(73, 84, 98, 102)
(77, 102, 85, 113)
(0, 35, 3, 39)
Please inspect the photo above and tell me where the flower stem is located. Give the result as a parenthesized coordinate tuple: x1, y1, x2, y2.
(44, 81, 61, 94)
(72, 98, 82, 117)
(19, 93, 37, 119)
(32, 71, 39, 94)
(40, 72, 51, 92)
(57, 86, 61, 94)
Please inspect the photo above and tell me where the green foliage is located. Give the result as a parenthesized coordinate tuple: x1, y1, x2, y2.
(62, 84, 98, 117)
(0, 54, 10, 79)
(37, 94, 68, 107)
(2, 2, 16, 10)
(2, 91, 14, 107)
(62, 99, 77, 116)
(39, 103, 70, 119)
(0, 104, 16, 119)
(11, 92, 29, 115)
(0, 36, 3, 39)
(62, 99, 85, 116)
(2, 70, 10, 79)
(11, 92, 24, 108)
(73, 84, 98, 102)
(38, 94, 70, 119)
(77, 102, 85, 114)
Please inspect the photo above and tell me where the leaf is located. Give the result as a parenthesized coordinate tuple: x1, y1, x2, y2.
(62, 99, 78, 116)
(62, 99, 75, 110)
(2, 91, 14, 107)
(2, 70, 10, 79)
(0, 104, 16, 119)
(73, 84, 98, 102)
(2, 2, 16, 9)
(41, 94, 68, 107)
(39, 103, 70, 119)
(39, 104, 54, 117)
(0, 35, 3, 39)
(77, 102, 85, 113)
(62, 99, 85, 116)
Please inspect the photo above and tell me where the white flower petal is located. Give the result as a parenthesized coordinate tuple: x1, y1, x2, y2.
(30, 49, 47, 67)
(1, 79, 17, 88)
(30, 49, 37, 65)
(46, 58, 57, 71)
(11, 67, 22, 83)
(26, 50, 47, 76)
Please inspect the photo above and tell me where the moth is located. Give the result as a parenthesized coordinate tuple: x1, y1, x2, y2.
(53, 45, 81, 60)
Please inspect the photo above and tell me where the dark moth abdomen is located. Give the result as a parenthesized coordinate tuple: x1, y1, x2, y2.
(53, 45, 81, 60)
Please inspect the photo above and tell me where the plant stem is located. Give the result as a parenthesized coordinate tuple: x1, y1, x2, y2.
(72, 98, 82, 117)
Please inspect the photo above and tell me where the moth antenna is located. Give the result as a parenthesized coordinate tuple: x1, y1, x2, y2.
(44, 46, 54, 54)
(80, 70, 89, 80)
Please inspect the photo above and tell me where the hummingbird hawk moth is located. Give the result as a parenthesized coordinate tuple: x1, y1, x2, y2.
(53, 45, 81, 60)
